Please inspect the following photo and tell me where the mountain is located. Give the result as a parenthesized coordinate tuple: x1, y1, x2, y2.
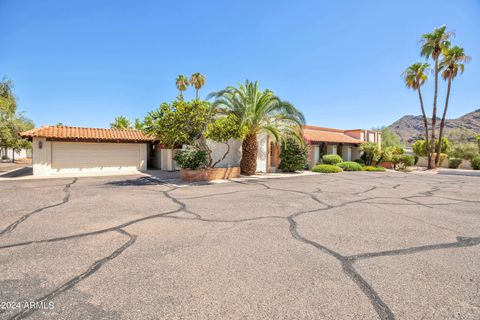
(387, 109, 480, 144)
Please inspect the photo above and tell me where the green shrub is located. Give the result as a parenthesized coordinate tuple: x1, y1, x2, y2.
(337, 161, 363, 171)
(448, 158, 462, 169)
(359, 142, 380, 165)
(174, 148, 208, 170)
(363, 166, 386, 172)
(471, 154, 480, 170)
(392, 154, 415, 169)
(312, 164, 343, 173)
(278, 138, 309, 172)
(448, 143, 479, 161)
(322, 154, 343, 165)
(353, 158, 365, 165)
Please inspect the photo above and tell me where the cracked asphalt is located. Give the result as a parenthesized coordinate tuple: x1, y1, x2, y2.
(0, 172, 479, 320)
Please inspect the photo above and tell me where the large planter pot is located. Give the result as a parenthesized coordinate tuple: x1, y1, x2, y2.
(379, 161, 394, 169)
(180, 167, 240, 182)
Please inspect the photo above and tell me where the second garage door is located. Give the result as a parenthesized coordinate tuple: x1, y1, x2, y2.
(51, 142, 140, 174)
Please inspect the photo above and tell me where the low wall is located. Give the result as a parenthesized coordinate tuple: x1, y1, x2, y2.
(180, 167, 241, 182)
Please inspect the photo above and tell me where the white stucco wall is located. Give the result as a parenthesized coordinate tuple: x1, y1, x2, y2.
(207, 139, 242, 168)
(256, 134, 268, 173)
(32, 137, 52, 176)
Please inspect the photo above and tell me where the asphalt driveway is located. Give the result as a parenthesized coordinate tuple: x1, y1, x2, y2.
(0, 172, 479, 320)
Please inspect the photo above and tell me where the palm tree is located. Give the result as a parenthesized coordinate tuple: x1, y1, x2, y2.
(110, 116, 132, 129)
(190, 73, 206, 99)
(208, 80, 305, 175)
(420, 25, 453, 168)
(403, 62, 431, 167)
(175, 75, 189, 100)
(434, 45, 471, 166)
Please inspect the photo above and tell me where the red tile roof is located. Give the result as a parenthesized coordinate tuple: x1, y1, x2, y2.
(303, 126, 362, 144)
(20, 126, 155, 143)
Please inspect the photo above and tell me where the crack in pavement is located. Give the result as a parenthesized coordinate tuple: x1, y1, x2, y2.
(2, 174, 480, 320)
(7, 228, 136, 320)
(0, 178, 77, 237)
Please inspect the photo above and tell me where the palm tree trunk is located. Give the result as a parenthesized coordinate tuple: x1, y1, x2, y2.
(435, 77, 452, 167)
(417, 87, 430, 167)
(429, 57, 439, 169)
(195, 89, 198, 100)
(240, 133, 258, 175)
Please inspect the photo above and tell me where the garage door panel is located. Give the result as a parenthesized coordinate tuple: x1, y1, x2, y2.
(52, 142, 139, 174)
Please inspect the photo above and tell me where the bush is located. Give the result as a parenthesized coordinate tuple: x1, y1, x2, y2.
(322, 154, 343, 165)
(174, 148, 208, 170)
(278, 138, 309, 172)
(471, 154, 480, 170)
(312, 164, 343, 173)
(392, 154, 415, 169)
(363, 166, 386, 172)
(448, 158, 462, 169)
(448, 143, 479, 161)
(337, 161, 363, 171)
(353, 158, 365, 165)
(359, 142, 380, 165)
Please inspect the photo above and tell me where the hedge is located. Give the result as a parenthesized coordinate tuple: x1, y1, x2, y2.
(337, 161, 363, 171)
(322, 154, 343, 165)
(312, 164, 343, 173)
(363, 166, 386, 172)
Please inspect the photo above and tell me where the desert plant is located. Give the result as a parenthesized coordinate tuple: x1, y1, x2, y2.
(353, 158, 365, 165)
(448, 158, 462, 169)
(448, 143, 479, 161)
(322, 154, 343, 165)
(420, 25, 453, 168)
(392, 154, 415, 169)
(471, 154, 480, 170)
(110, 116, 133, 129)
(174, 148, 208, 170)
(190, 73, 206, 100)
(435, 45, 471, 166)
(337, 161, 363, 171)
(209, 80, 305, 175)
(402, 62, 431, 165)
(312, 164, 343, 173)
(278, 138, 309, 172)
(362, 166, 386, 172)
(175, 75, 190, 100)
(359, 142, 380, 166)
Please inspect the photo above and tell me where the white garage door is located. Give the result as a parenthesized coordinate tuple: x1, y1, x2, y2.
(51, 142, 140, 174)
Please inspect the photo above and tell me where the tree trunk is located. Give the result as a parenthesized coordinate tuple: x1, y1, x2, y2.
(429, 57, 439, 169)
(417, 87, 430, 167)
(435, 77, 452, 167)
(240, 133, 258, 175)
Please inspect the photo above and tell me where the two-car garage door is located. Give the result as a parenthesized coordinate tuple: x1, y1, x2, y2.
(51, 142, 141, 174)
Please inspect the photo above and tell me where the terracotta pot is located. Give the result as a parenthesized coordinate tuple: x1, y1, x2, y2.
(180, 167, 241, 182)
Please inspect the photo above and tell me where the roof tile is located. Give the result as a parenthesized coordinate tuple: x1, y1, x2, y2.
(20, 126, 154, 143)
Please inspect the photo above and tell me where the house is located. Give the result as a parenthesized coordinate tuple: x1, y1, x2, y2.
(301, 126, 381, 169)
(265, 126, 382, 172)
(20, 124, 381, 176)
(20, 126, 154, 176)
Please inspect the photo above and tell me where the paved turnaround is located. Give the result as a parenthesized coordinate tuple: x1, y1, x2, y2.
(0, 172, 479, 320)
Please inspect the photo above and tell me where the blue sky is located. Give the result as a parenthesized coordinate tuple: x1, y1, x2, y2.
(1, 0, 479, 129)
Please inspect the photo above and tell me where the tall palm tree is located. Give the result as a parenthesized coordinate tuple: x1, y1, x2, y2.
(190, 73, 206, 99)
(175, 75, 190, 100)
(402, 63, 431, 167)
(208, 80, 305, 175)
(420, 25, 453, 168)
(434, 45, 471, 166)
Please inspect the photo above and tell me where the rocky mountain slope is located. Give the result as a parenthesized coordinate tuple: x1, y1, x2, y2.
(388, 109, 480, 144)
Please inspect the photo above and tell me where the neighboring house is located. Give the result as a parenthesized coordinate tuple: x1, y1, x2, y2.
(0, 148, 30, 160)
(20, 126, 153, 176)
(301, 126, 381, 169)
